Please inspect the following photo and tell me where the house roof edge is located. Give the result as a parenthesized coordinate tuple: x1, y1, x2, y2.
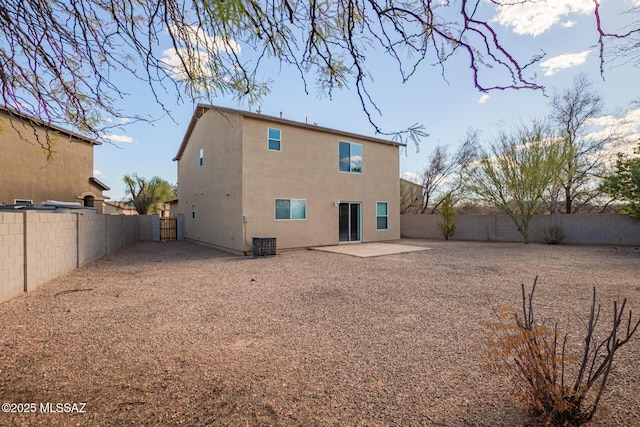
(172, 103, 405, 161)
(0, 104, 101, 146)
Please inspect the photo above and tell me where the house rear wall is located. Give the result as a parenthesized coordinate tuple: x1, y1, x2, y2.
(241, 116, 400, 251)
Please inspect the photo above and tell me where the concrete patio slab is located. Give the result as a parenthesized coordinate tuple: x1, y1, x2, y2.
(310, 242, 432, 258)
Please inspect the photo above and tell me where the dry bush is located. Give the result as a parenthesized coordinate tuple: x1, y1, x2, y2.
(543, 226, 567, 245)
(481, 277, 640, 426)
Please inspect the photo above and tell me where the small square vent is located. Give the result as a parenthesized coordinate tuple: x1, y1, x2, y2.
(252, 237, 276, 257)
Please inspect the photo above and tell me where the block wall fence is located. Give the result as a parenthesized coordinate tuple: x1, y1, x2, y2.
(401, 213, 640, 245)
(0, 213, 183, 304)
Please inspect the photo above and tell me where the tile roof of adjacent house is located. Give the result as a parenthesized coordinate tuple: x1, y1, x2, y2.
(0, 104, 101, 146)
(173, 104, 405, 161)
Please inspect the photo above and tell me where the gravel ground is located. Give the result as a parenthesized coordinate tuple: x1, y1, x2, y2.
(0, 239, 639, 427)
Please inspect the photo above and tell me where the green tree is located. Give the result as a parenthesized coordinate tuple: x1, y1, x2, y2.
(469, 122, 569, 243)
(600, 152, 640, 219)
(123, 174, 176, 215)
(437, 193, 456, 240)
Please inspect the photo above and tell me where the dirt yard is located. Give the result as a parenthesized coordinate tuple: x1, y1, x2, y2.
(1, 240, 639, 426)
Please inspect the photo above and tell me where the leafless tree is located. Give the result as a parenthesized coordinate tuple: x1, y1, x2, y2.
(400, 179, 425, 214)
(547, 74, 619, 213)
(418, 129, 478, 213)
(595, 3, 640, 72)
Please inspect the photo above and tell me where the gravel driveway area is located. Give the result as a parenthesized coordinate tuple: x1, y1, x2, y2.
(1, 239, 639, 426)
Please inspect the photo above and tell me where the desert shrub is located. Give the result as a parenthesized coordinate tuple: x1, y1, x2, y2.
(438, 194, 456, 240)
(544, 226, 566, 245)
(481, 277, 640, 426)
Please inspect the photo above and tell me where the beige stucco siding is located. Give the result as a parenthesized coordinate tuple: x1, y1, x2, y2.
(241, 116, 400, 251)
(0, 110, 97, 205)
(176, 109, 244, 250)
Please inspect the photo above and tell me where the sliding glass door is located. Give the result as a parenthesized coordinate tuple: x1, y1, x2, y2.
(339, 202, 361, 243)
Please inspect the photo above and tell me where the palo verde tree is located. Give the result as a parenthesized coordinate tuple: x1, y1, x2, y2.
(468, 122, 569, 243)
(1, 0, 638, 154)
(437, 193, 456, 240)
(123, 174, 176, 215)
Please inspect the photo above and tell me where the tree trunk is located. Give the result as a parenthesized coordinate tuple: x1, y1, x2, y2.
(565, 185, 572, 214)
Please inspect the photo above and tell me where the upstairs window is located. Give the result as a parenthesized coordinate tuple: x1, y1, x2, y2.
(275, 199, 306, 220)
(199, 148, 204, 166)
(376, 202, 388, 230)
(268, 128, 281, 151)
(339, 141, 362, 173)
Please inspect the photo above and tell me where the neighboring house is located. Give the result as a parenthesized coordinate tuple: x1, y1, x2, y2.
(173, 104, 403, 254)
(103, 201, 138, 215)
(0, 105, 109, 212)
(400, 178, 425, 214)
(103, 201, 171, 217)
(167, 198, 179, 217)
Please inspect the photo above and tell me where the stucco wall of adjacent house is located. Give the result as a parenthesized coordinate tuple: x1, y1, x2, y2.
(240, 115, 400, 251)
(0, 109, 101, 207)
(176, 109, 244, 252)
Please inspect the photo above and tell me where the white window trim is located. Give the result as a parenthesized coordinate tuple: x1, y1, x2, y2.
(275, 198, 307, 221)
(191, 204, 196, 220)
(339, 141, 363, 174)
(199, 148, 204, 166)
(268, 128, 281, 152)
(376, 201, 389, 231)
(14, 199, 33, 206)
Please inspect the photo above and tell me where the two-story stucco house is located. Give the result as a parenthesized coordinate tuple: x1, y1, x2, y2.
(0, 105, 110, 211)
(173, 104, 403, 254)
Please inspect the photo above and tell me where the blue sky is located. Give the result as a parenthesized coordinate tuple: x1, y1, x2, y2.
(93, 0, 640, 201)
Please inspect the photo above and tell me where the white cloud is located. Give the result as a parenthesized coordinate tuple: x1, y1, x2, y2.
(585, 107, 640, 154)
(401, 171, 421, 183)
(561, 20, 576, 28)
(105, 134, 134, 143)
(161, 25, 241, 82)
(540, 50, 591, 75)
(93, 169, 103, 176)
(478, 94, 490, 104)
(493, 0, 592, 36)
(173, 25, 241, 54)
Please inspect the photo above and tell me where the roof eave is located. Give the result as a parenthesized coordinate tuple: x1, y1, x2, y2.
(0, 104, 101, 146)
(173, 104, 406, 161)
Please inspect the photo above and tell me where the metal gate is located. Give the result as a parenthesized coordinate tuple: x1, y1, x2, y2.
(160, 217, 177, 241)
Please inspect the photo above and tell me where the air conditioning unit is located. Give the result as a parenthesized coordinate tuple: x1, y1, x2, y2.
(252, 237, 276, 257)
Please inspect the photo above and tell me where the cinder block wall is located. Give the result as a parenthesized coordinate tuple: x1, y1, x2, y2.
(401, 213, 640, 245)
(0, 213, 163, 304)
(107, 215, 124, 253)
(79, 214, 107, 266)
(0, 212, 25, 302)
(25, 212, 77, 292)
(124, 216, 138, 246)
(132, 215, 160, 241)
